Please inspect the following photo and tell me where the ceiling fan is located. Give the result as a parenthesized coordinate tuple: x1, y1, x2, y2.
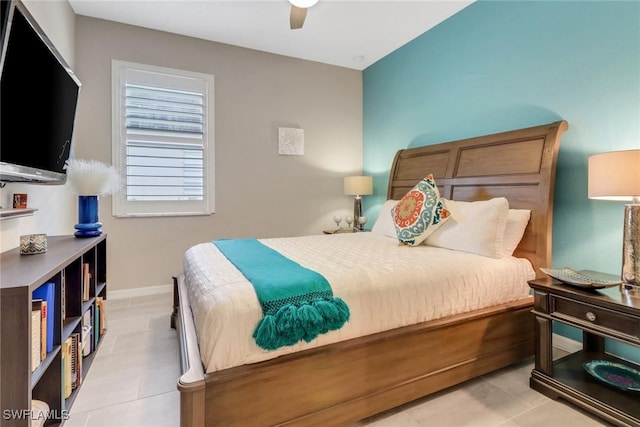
(289, 0, 319, 30)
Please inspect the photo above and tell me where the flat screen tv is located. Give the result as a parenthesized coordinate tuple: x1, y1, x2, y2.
(0, 0, 81, 184)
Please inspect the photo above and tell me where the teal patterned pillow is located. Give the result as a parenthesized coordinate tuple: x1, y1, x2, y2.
(393, 174, 450, 246)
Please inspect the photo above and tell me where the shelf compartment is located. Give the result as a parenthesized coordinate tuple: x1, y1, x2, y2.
(96, 281, 107, 297)
(32, 350, 63, 427)
(62, 316, 81, 341)
(82, 298, 95, 315)
(63, 331, 106, 411)
(532, 350, 640, 426)
(31, 345, 61, 389)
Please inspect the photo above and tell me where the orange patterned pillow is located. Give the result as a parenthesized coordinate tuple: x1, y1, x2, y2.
(393, 174, 450, 246)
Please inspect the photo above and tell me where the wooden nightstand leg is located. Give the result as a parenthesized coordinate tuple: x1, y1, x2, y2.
(583, 331, 605, 353)
(534, 316, 553, 376)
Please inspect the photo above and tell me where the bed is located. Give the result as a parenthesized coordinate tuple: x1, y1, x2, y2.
(172, 120, 568, 427)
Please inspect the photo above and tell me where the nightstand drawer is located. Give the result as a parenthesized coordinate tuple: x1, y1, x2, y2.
(551, 296, 640, 339)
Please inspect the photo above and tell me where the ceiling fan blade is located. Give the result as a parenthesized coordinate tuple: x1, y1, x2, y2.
(290, 5, 307, 30)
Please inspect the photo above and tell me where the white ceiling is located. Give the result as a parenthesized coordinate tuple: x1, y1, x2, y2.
(67, 0, 474, 70)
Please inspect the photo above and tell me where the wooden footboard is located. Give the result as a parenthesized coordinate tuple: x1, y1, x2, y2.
(173, 274, 534, 427)
(173, 274, 206, 427)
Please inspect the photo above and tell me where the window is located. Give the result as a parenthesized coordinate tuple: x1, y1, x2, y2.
(112, 60, 214, 217)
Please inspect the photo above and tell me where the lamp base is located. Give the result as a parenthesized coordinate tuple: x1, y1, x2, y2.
(621, 203, 639, 298)
(621, 283, 640, 298)
(353, 196, 363, 231)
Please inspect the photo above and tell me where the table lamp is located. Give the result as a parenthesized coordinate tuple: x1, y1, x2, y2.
(588, 149, 640, 297)
(344, 176, 373, 230)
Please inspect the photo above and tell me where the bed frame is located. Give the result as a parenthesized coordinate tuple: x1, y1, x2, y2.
(172, 120, 568, 427)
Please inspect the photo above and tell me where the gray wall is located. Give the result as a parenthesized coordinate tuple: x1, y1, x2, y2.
(73, 16, 363, 291)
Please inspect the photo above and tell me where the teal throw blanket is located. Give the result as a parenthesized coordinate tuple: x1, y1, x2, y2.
(213, 239, 350, 350)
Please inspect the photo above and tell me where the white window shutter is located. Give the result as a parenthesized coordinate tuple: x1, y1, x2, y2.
(112, 61, 214, 217)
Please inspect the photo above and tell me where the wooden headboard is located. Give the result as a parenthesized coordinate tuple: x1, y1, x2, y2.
(387, 121, 568, 277)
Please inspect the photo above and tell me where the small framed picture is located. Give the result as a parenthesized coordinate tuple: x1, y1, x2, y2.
(13, 193, 27, 209)
(278, 127, 304, 156)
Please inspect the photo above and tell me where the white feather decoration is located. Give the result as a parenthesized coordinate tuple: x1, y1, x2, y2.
(65, 159, 120, 196)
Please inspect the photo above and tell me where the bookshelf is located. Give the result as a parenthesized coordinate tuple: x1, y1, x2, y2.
(0, 235, 107, 426)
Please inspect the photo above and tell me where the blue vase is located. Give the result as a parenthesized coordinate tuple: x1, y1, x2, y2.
(74, 195, 102, 238)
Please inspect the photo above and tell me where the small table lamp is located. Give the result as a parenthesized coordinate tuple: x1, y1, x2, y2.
(588, 149, 640, 297)
(344, 175, 373, 230)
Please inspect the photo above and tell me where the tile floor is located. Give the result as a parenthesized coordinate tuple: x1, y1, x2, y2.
(66, 292, 614, 427)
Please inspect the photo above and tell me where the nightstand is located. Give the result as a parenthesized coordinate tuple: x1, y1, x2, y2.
(323, 228, 369, 235)
(528, 273, 640, 427)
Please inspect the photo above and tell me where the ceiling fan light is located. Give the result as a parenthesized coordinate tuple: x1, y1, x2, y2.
(289, 0, 319, 8)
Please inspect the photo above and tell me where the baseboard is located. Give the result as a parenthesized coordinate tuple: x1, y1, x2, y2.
(553, 333, 582, 353)
(109, 284, 172, 300)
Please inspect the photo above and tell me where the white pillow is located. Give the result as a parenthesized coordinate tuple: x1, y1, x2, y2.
(370, 199, 398, 238)
(503, 209, 531, 256)
(424, 197, 509, 258)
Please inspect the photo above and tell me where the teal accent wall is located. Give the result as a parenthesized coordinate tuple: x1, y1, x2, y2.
(363, 1, 640, 361)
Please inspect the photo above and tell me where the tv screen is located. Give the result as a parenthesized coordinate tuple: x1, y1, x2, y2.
(0, 0, 81, 184)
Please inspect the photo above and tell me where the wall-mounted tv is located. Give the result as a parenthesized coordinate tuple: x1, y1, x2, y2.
(0, 0, 81, 184)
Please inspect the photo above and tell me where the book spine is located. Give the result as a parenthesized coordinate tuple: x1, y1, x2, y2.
(82, 263, 91, 302)
(76, 334, 82, 386)
(40, 301, 47, 361)
(63, 337, 72, 398)
(82, 309, 92, 356)
(31, 307, 41, 372)
(82, 324, 92, 357)
(70, 333, 82, 390)
(94, 305, 100, 348)
(96, 297, 105, 335)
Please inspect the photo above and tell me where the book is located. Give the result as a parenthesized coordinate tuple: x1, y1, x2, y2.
(94, 304, 100, 348)
(63, 337, 72, 398)
(75, 333, 82, 386)
(70, 336, 77, 389)
(32, 299, 47, 361)
(82, 263, 91, 302)
(70, 333, 82, 389)
(32, 283, 55, 353)
(101, 298, 107, 330)
(82, 309, 93, 355)
(31, 400, 50, 427)
(82, 325, 92, 357)
(96, 297, 106, 335)
(31, 305, 41, 372)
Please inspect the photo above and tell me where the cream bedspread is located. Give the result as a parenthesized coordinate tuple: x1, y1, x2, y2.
(183, 232, 535, 373)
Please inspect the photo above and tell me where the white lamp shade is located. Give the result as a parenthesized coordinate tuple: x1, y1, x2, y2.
(289, 0, 319, 8)
(588, 150, 640, 201)
(344, 176, 373, 196)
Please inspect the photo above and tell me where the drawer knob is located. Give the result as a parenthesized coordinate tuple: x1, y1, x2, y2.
(586, 312, 597, 322)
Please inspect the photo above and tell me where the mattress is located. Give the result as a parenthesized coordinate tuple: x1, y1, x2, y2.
(183, 232, 535, 373)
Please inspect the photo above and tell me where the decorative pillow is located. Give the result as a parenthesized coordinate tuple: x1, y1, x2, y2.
(370, 199, 399, 238)
(424, 197, 509, 258)
(503, 209, 531, 257)
(393, 175, 450, 246)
